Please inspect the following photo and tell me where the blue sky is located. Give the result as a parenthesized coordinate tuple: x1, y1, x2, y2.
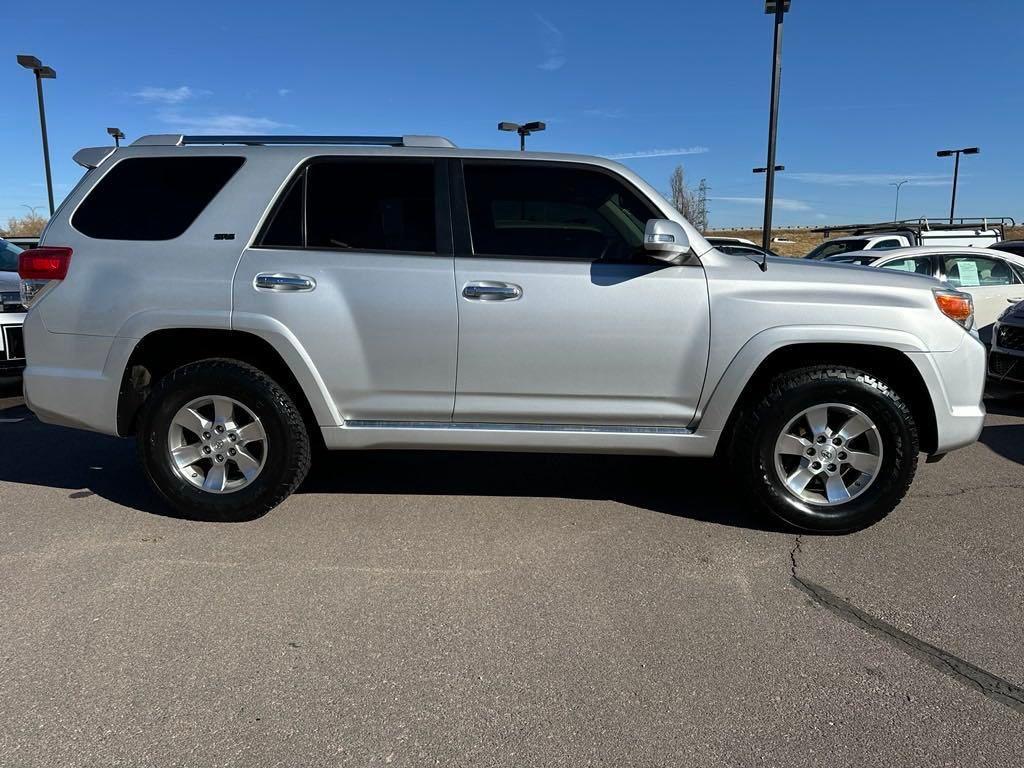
(3, 0, 1022, 228)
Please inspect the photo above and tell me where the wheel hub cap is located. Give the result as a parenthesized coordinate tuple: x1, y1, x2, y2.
(773, 403, 883, 507)
(166, 396, 267, 494)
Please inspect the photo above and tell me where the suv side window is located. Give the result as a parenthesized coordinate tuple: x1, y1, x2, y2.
(872, 239, 902, 250)
(306, 159, 435, 253)
(259, 159, 438, 253)
(462, 162, 657, 262)
(72, 156, 244, 240)
(943, 255, 1019, 287)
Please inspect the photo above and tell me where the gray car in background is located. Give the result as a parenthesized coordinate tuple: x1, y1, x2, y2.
(0, 239, 27, 376)
(16, 134, 987, 532)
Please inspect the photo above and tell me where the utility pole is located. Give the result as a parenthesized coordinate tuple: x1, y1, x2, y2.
(697, 178, 709, 232)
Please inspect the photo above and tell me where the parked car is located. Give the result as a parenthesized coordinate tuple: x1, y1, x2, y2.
(17, 134, 987, 532)
(806, 234, 911, 260)
(2, 235, 40, 250)
(0, 238, 27, 377)
(706, 237, 779, 260)
(988, 299, 1024, 392)
(990, 240, 1024, 259)
(823, 253, 882, 267)
(804, 218, 1012, 260)
(851, 246, 1024, 343)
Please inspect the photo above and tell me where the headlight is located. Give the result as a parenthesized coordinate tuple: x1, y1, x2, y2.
(933, 289, 974, 330)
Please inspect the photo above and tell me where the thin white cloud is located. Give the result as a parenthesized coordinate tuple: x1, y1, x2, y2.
(157, 111, 291, 134)
(713, 196, 812, 212)
(278, 88, 292, 97)
(787, 172, 949, 187)
(606, 146, 710, 160)
(583, 107, 623, 119)
(536, 14, 566, 71)
(133, 86, 208, 104)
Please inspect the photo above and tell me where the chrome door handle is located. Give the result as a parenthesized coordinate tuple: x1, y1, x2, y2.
(254, 273, 316, 292)
(462, 281, 522, 301)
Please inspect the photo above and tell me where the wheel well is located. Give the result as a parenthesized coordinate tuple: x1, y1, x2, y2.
(117, 329, 320, 442)
(721, 343, 938, 455)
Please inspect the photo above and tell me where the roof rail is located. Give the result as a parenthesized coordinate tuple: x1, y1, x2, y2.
(810, 216, 1015, 237)
(126, 134, 457, 148)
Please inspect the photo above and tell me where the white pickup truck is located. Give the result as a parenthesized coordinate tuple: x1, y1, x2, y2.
(805, 218, 1011, 260)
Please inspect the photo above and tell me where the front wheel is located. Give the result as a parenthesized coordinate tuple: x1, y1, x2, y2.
(137, 359, 311, 521)
(731, 366, 919, 533)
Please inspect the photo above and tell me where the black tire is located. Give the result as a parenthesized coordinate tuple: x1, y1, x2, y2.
(730, 366, 919, 533)
(137, 358, 311, 522)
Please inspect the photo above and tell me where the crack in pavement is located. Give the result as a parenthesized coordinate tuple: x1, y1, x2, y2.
(788, 535, 1024, 716)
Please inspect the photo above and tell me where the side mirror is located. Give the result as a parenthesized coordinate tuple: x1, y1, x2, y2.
(643, 219, 690, 264)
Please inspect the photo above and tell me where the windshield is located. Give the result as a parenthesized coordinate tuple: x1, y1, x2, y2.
(0, 240, 23, 272)
(806, 239, 869, 260)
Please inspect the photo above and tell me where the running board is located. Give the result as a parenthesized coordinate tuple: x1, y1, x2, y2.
(321, 420, 717, 457)
(344, 420, 692, 435)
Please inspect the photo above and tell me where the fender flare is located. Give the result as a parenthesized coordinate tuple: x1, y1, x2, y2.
(695, 324, 929, 435)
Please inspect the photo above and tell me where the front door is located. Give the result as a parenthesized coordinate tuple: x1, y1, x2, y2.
(234, 157, 458, 423)
(450, 160, 710, 427)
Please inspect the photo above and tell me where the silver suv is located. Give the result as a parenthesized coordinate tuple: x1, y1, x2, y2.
(18, 134, 986, 531)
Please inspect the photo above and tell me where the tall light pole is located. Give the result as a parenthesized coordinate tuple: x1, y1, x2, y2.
(936, 146, 978, 225)
(17, 55, 57, 216)
(107, 127, 125, 147)
(498, 121, 546, 151)
(889, 179, 908, 221)
(760, 0, 790, 252)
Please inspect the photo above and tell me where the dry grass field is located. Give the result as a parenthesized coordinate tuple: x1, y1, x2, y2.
(712, 226, 1024, 258)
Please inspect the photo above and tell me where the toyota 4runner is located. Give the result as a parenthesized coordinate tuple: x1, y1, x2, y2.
(18, 134, 987, 531)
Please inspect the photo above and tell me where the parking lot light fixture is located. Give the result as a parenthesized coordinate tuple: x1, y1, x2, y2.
(498, 120, 546, 151)
(760, 0, 791, 252)
(17, 54, 57, 216)
(936, 146, 979, 224)
(107, 127, 125, 147)
(889, 180, 909, 221)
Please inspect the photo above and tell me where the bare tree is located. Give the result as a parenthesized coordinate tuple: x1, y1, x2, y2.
(3, 209, 48, 237)
(669, 165, 702, 229)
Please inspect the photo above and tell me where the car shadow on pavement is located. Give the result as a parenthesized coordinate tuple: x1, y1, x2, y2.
(978, 397, 1024, 466)
(301, 449, 786, 532)
(0, 399, 782, 532)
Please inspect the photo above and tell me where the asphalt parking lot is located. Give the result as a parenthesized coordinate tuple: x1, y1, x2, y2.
(1, 382, 1022, 766)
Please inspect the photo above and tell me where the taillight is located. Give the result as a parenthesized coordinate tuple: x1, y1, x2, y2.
(19, 247, 73, 280)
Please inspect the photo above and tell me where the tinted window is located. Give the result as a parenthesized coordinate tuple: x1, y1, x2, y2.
(806, 239, 869, 259)
(72, 157, 243, 240)
(260, 174, 304, 248)
(463, 163, 657, 262)
(872, 239, 902, 250)
(943, 255, 1018, 287)
(0, 240, 22, 272)
(881, 257, 934, 276)
(305, 160, 435, 252)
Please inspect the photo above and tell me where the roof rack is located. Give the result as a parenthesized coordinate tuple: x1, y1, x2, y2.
(811, 217, 1015, 238)
(130, 134, 456, 148)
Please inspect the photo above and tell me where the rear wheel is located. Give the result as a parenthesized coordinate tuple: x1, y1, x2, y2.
(137, 359, 311, 521)
(731, 366, 919, 532)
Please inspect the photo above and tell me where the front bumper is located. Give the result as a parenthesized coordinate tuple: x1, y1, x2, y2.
(908, 331, 987, 455)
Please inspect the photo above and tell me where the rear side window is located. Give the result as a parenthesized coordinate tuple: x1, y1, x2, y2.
(72, 157, 243, 240)
(258, 159, 437, 253)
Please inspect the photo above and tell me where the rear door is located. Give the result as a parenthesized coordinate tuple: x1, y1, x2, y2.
(233, 157, 458, 423)
(450, 159, 710, 427)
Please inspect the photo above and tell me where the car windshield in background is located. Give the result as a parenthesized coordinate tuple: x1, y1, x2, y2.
(806, 239, 870, 259)
(825, 254, 879, 266)
(0, 240, 23, 271)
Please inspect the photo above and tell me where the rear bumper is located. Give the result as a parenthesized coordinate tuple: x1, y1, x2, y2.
(21, 311, 129, 435)
(908, 333, 987, 455)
